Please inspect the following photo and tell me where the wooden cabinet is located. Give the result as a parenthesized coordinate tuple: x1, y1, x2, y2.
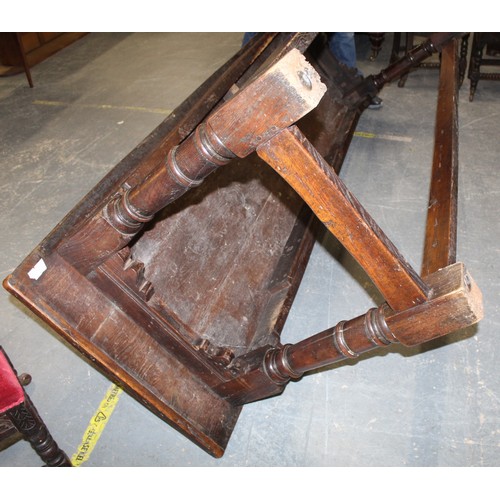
(0, 32, 87, 86)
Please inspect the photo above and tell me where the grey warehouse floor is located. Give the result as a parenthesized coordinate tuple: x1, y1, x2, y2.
(0, 33, 499, 468)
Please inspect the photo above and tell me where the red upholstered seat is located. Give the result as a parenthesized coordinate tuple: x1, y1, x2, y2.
(0, 348, 25, 413)
(0, 347, 71, 466)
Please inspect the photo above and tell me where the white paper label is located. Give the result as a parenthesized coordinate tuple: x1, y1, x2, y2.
(28, 259, 47, 280)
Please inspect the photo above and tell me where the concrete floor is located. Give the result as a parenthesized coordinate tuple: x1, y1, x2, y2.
(0, 33, 498, 467)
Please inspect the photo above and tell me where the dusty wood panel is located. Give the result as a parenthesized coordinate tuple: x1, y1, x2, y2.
(130, 156, 310, 357)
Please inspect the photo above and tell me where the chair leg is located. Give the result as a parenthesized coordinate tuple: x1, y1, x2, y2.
(468, 33, 484, 101)
(390, 32, 402, 64)
(1, 346, 71, 466)
(398, 33, 414, 87)
(15, 33, 34, 88)
(458, 34, 470, 87)
(368, 32, 385, 61)
(5, 395, 72, 466)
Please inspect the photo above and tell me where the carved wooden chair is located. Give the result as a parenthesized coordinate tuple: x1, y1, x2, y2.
(468, 32, 500, 101)
(0, 346, 71, 466)
(3, 33, 482, 457)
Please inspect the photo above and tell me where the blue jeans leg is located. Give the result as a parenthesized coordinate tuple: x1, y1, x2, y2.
(328, 32, 357, 69)
(242, 32, 257, 46)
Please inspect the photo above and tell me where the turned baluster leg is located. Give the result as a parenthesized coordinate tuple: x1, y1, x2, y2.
(57, 48, 327, 275)
(273, 263, 482, 379)
(219, 263, 482, 405)
(371, 33, 460, 90)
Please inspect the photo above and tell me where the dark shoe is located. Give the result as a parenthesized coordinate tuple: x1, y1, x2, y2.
(368, 96, 383, 110)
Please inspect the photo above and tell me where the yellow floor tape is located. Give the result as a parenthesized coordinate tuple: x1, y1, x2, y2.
(354, 131, 412, 143)
(33, 99, 172, 115)
(71, 384, 123, 466)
